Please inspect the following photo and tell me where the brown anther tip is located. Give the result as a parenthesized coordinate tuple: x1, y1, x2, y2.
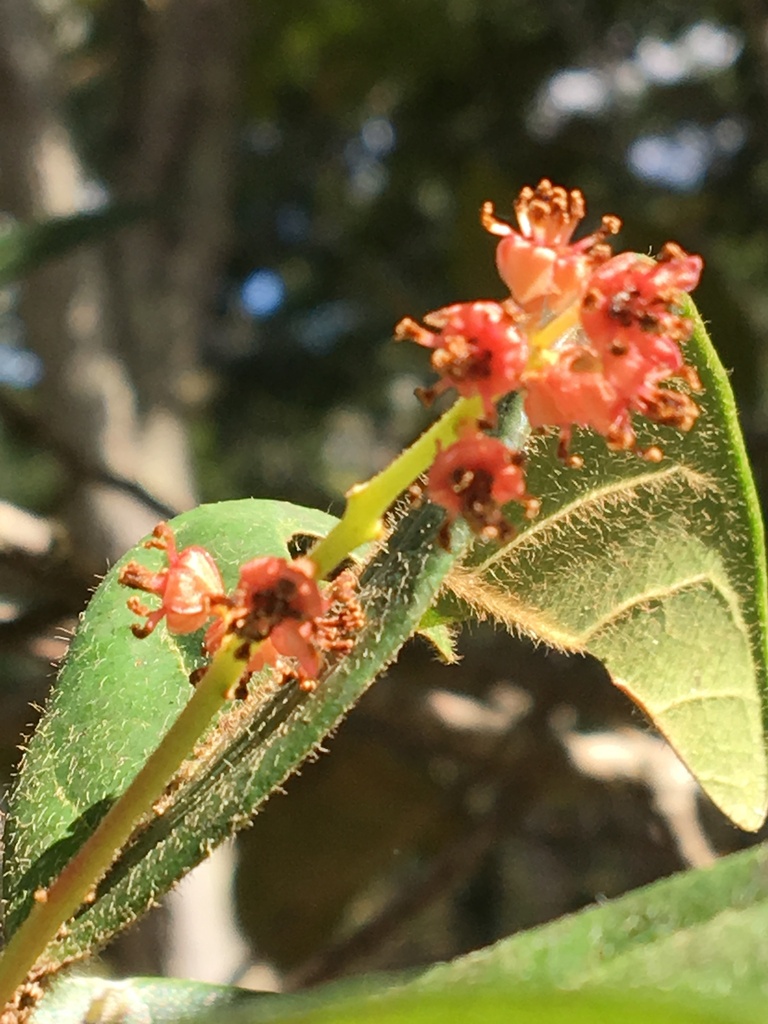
(234, 640, 252, 661)
(393, 317, 419, 341)
(414, 385, 437, 407)
(658, 241, 686, 262)
(406, 482, 425, 508)
(145, 524, 170, 550)
(131, 623, 152, 639)
(481, 200, 512, 235)
(680, 365, 703, 391)
(641, 446, 664, 463)
(188, 666, 207, 688)
(233, 679, 250, 701)
(119, 563, 150, 589)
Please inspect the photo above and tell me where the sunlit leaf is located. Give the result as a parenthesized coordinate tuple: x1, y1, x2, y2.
(4, 399, 528, 962)
(444, 301, 768, 829)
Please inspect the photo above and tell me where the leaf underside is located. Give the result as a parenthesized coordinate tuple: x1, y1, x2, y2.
(446, 302, 768, 830)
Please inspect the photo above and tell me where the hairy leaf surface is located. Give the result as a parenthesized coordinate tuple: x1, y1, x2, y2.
(4, 403, 510, 961)
(413, 842, 768, 1003)
(3, 501, 339, 939)
(446, 303, 768, 829)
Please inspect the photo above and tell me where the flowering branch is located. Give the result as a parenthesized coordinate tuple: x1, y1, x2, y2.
(0, 177, 706, 1016)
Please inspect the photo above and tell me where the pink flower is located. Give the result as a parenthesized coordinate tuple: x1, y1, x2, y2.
(428, 429, 536, 543)
(395, 301, 528, 419)
(522, 346, 629, 438)
(208, 556, 327, 683)
(580, 244, 703, 359)
(119, 523, 226, 638)
(482, 179, 621, 321)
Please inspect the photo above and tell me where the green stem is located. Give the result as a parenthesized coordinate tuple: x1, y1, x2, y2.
(309, 394, 483, 578)
(0, 642, 244, 1010)
(308, 298, 581, 580)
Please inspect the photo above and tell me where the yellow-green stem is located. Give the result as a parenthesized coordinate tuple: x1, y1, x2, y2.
(0, 642, 244, 1010)
(308, 301, 581, 580)
(309, 394, 483, 578)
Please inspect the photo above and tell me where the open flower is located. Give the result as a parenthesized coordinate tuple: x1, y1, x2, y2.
(119, 523, 226, 638)
(395, 301, 527, 419)
(428, 428, 537, 544)
(482, 179, 621, 322)
(580, 243, 703, 359)
(206, 556, 328, 685)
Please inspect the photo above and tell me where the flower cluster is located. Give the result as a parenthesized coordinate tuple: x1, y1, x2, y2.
(397, 178, 704, 543)
(119, 525, 362, 694)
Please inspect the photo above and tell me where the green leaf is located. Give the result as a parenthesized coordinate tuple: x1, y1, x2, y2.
(415, 607, 460, 664)
(34, 978, 760, 1024)
(446, 301, 768, 830)
(32, 829, 768, 1024)
(2, 500, 340, 942)
(192, 988, 762, 1024)
(0, 207, 144, 286)
(197, 843, 768, 1024)
(33, 975, 258, 1024)
(412, 842, 768, 1005)
(6, 403, 518, 963)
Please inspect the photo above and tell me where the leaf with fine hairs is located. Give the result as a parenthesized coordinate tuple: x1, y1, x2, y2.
(4, 396, 531, 962)
(443, 300, 768, 830)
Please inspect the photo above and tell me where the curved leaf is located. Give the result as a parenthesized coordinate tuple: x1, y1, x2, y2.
(413, 842, 768, 1005)
(194, 988, 761, 1024)
(2, 500, 341, 939)
(445, 303, 768, 830)
(4, 393, 530, 961)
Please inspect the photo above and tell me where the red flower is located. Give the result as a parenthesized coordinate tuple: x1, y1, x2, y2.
(119, 523, 226, 638)
(522, 346, 629, 437)
(207, 556, 327, 683)
(395, 301, 527, 418)
(580, 244, 703, 359)
(482, 179, 621, 321)
(428, 429, 537, 543)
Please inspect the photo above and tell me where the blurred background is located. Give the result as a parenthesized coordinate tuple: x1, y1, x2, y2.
(1, 0, 768, 994)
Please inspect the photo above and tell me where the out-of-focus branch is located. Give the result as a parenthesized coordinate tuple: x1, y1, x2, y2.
(0, 391, 177, 520)
(0, 0, 192, 573)
(113, 0, 244, 397)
